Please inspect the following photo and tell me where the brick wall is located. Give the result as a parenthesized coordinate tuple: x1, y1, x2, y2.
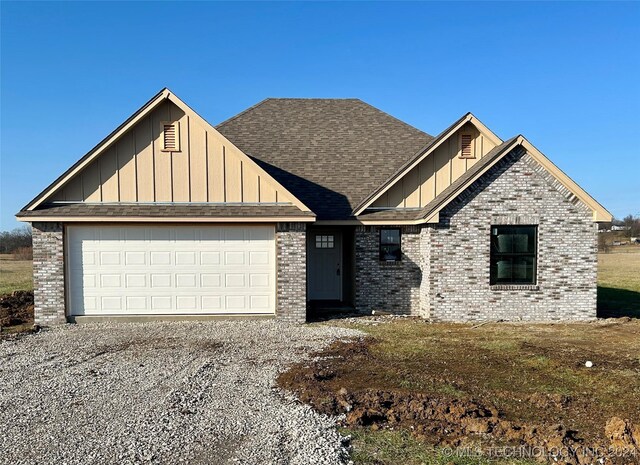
(32, 222, 66, 325)
(276, 222, 307, 323)
(354, 225, 422, 315)
(424, 148, 597, 322)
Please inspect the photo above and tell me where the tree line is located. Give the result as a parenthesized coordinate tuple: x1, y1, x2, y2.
(0, 226, 32, 254)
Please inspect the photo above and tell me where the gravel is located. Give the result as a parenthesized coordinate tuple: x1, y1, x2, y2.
(0, 320, 361, 464)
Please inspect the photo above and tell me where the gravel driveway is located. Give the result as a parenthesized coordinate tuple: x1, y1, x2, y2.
(0, 321, 360, 465)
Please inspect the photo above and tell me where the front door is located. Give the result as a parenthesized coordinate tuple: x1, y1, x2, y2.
(308, 230, 342, 300)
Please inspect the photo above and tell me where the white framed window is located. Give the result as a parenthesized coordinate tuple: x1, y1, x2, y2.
(315, 235, 335, 249)
(161, 121, 180, 152)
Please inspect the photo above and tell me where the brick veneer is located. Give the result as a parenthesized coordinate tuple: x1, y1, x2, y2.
(353, 148, 597, 321)
(354, 225, 422, 315)
(424, 148, 597, 321)
(32, 222, 66, 325)
(276, 222, 307, 323)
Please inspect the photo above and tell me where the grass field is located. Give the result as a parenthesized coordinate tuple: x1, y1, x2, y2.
(598, 247, 640, 317)
(0, 255, 32, 295)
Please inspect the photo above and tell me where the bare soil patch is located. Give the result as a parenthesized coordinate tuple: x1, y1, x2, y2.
(278, 319, 640, 464)
(0, 290, 34, 329)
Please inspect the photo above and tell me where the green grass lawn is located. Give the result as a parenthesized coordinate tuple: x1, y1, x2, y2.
(344, 429, 538, 465)
(598, 248, 640, 317)
(0, 255, 33, 295)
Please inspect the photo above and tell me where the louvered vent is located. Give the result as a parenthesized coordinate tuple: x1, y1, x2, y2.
(161, 121, 180, 152)
(460, 134, 473, 158)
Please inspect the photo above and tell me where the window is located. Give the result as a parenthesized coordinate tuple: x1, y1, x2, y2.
(161, 121, 180, 152)
(315, 235, 334, 249)
(460, 133, 474, 159)
(490, 225, 537, 285)
(380, 229, 401, 261)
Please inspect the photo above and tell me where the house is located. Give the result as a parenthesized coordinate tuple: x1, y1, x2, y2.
(17, 89, 612, 325)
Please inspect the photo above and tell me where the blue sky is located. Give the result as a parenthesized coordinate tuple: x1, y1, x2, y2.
(1, 1, 639, 229)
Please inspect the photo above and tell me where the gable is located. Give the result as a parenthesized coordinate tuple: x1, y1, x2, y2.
(371, 121, 499, 208)
(353, 113, 503, 215)
(23, 90, 310, 213)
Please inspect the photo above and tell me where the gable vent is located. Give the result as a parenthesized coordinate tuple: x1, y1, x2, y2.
(161, 121, 180, 152)
(460, 133, 473, 158)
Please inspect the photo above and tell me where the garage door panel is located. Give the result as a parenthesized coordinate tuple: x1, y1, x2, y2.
(126, 296, 147, 311)
(68, 225, 275, 316)
(100, 251, 121, 265)
(250, 273, 270, 287)
(176, 251, 196, 265)
(126, 274, 146, 287)
(201, 274, 221, 288)
(125, 251, 146, 265)
(201, 251, 220, 265)
(201, 295, 222, 310)
(224, 251, 245, 265)
(176, 274, 197, 287)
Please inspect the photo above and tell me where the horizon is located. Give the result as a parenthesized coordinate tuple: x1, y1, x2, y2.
(2, 2, 639, 229)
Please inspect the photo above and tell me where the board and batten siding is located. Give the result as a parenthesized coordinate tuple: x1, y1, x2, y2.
(372, 123, 498, 208)
(52, 101, 288, 205)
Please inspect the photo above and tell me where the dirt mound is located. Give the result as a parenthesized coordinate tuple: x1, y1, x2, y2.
(605, 417, 640, 452)
(0, 290, 34, 327)
(278, 337, 640, 464)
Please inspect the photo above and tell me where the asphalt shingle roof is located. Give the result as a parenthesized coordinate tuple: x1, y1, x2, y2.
(217, 99, 434, 220)
(17, 203, 313, 219)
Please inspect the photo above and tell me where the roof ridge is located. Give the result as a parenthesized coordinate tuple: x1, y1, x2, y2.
(263, 97, 361, 100)
(215, 98, 272, 129)
(353, 99, 434, 140)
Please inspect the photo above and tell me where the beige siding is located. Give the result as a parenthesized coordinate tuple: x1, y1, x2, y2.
(189, 119, 208, 202)
(118, 132, 137, 202)
(372, 123, 498, 208)
(51, 100, 293, 206)
(136, 115, 155, 201)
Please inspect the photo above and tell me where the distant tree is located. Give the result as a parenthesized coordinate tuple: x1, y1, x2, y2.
(621, 214, 640, 237)
(0, 226, 32, 254)
(598, 234, 610, 253)
(628, 216, 640, 237)
(623, 214, 634, 229)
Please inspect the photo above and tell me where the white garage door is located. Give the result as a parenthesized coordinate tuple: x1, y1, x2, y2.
(67, 225, 276, 316)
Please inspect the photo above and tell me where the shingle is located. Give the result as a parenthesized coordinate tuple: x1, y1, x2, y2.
(17, 203, 314, 219)
(355, 209, 423, 222)
(217, 99, 433, 220)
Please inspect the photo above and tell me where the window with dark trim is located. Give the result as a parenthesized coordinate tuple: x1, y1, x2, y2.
(380, 228, 401, 261)
(490, 225, 537, 284)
